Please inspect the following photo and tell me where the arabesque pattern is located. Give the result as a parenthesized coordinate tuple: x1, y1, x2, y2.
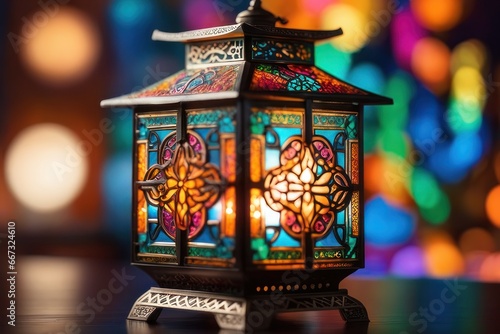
(264, 136, 352, 239)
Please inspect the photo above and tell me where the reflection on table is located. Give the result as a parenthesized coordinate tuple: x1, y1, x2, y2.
(14, 256, 500, 334)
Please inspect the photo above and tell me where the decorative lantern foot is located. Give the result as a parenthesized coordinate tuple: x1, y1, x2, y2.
(127, 287, 369, 331)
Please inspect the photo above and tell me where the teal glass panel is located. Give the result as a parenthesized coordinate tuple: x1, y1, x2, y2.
(251, 38, 314, 64)
(147, 204, 157, 219)
(148, 153, 157, 166)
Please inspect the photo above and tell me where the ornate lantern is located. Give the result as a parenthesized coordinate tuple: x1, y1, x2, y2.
(101, 1, 392, 331)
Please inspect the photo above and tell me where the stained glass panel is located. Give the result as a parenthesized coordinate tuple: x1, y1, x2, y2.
(250, 108, 306, 265)
(129, 64, 242, 98)
(251, 38, 313, 64)
(250, 64, 368, 95)
(312, 110, 360, 268)
(135, 108, 237, 267)
(250, 107, 361, 268)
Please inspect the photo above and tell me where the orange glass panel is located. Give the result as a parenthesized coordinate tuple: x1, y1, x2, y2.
(137, 190, 147, 234)
(223, 186, 236, 237)
(250, 136, 264, 183)
(221, 135, 236, 183)
(137, 141, 147, 233)
(250, 188, 264, 238)
(137, 141, 147, 181)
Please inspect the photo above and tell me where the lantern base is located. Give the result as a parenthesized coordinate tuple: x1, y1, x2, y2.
(127, 287, 369, 331)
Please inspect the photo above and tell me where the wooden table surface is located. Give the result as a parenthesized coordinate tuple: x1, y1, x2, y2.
(5, 256, 500, 334)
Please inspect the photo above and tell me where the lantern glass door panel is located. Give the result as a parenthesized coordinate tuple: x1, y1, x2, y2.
(101, 1, 392, 331)
(136, 107, 238, 268)
(249, 106, 362, 270)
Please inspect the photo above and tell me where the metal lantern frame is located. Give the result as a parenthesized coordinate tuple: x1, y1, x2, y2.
(101, 1, 392, 331)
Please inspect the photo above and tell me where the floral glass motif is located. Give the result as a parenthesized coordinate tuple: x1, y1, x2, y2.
(140, 131, 223, 239)
(134, 108, 237, 266)
(248, 108, 360, 265)
(250, 64, 368, 95)
(264, 136, 352, 240)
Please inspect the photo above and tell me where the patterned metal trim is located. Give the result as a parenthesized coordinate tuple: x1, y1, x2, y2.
(128, 288, 246, 324)
(350, 191, 360, 237)
(187, 39, 244, 67)
(151, 24, 342, 43)
(262, 292, 368, 319)
(153, 273, 242, 294)
(129, 305, 158, 319)
(128, 287, 368, 330)
(152, 25, 243, 42)
(138, 115, 177, 129)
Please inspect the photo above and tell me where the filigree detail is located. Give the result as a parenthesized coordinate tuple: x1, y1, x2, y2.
(134, 288, 246, 315)
(188, 39, 244, 65)
(129, 305, 157, 318)
(128, 288, 369, 329)
(214, 314, 245, 330)
(154, 273, 242, 294)
(264, 136, 352, 238)
(152, 24, 242, 42)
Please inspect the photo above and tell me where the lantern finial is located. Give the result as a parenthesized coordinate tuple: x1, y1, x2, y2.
(236, 0, 288, 26)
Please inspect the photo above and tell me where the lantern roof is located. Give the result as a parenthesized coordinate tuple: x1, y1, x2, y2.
(101, 7, 392, 108)
(149, 23, 343, 43)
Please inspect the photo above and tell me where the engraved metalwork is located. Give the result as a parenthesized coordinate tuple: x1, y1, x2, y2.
(152, 24, 243, 42)
(188, 39, 244, 66)
(128, 287, 368, 330)
(128, 288, 247, 330)
(151, 24, 342, 43)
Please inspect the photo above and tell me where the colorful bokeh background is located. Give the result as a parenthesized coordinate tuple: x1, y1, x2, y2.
(1, 0, 500, 281)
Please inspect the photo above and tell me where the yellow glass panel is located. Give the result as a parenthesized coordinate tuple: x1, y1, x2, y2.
(350, 141, 359, 185)
(351, 191, 359, 237)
